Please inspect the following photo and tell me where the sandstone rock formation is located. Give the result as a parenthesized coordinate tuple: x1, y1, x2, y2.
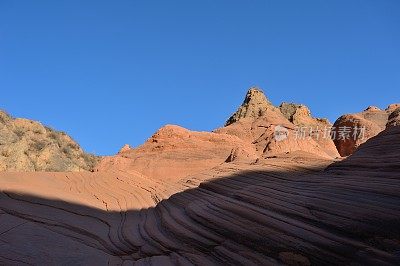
(278, 102, 339, 157)
(386, 103, 400, 112)
(118, 144, 132, 154)
(97, 88, 340, 180)
(217, 88, 339, 159)
(279, 102, 330, 127)
(0, 87, 399, 265)
(0, 110, 98, 171)
(225, 87, 277, 126)
(387, 107, 400, 128)
(0, 126, 399, 265)
(333, 104, 400, 156)
(96, 124, 257, 181)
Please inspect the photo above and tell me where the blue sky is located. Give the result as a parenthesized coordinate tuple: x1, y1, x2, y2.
(1, 1, 399, 155)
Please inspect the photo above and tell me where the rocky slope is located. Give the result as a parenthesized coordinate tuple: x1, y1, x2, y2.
(98, 88, 340, 180)
(96, 124, 257, 181)
(0, 126, 399, 265)
(216, 92, 339, 159)
(0, 110, 98, 171)
(0, 88, 399, 265)
(215, 88, 340, 162)
(333, 104, 400, 156)
(387, 106, 400, 128)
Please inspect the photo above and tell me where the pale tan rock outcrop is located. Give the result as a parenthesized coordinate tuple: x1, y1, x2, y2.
(279, 102, 330, 127)
(278, 102, 339, 158)
(225, 87, 278, 126)
(0, 110, 98, 171)
(279, 102, 312, 124)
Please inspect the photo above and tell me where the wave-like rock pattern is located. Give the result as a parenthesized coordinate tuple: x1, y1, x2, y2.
(1, 127, 400, 265)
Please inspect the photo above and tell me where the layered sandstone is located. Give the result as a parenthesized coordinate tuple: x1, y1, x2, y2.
(333, 104, 400, 156)
(0, 87, 399, 265)
(97, 88, 340, 180)
(387, 107, 400, 128)
(217, 88, 339, 159)
(96, 124, 257, 181)
(0, 126, 399, 265)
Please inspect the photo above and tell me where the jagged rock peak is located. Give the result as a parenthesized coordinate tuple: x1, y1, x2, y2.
(118, 144, 132, 154)
(278, 102, 331, 126)
(386, 103, 400, 112)
(364, 106, 381, 111)
(225, 87, 274, 126)
(279, 102, 311, 122)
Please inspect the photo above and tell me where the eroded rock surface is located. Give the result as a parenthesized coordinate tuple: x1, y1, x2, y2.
(225, 87, 277, 126)
(98, 88, 340, 180)
(217, 89, 339, 159)
(97, 124, 257, 181)
(0, 88, 399, 265)
(0, 110, 98, 171)
(1, 127, 399, 265)
(387, 107, 400, 128)
(333, 104, 399, 156)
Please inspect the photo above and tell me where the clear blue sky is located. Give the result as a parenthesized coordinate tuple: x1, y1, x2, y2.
(1, 1, 399, 155)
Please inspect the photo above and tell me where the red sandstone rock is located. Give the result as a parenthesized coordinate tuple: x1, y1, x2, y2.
(333, 104, 399, 156)
(1, 126, 399, 265)
(0, 88, 399, 265)
(98, 88, 340, 180)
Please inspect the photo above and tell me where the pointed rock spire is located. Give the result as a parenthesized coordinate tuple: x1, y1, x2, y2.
(225, 87, 274, 126)
(118, 144, 132, 154)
